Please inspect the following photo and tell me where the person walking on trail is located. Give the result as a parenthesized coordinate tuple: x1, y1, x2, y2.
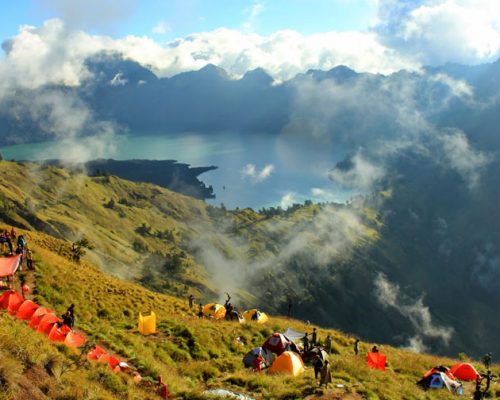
(354, 338, 360, 355)
(26, 248, 33, 270)
(325, 335, 332, 354)
(198, 303, 203, 318)
(320, 360, 332, 388)
(157, 375, 169, 399)
(311, 327, 317, 347)
(303, 333, 310, 352)
(314, 354, 324, 380)
(62, 304, 75, 329)
(188, 294, 194, 309)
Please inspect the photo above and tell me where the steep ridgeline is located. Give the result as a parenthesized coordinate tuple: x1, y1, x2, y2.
(0, 160, 499, 359)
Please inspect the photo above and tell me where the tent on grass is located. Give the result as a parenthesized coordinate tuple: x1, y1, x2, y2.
(138, 311, 156, 335)
(269, 351, 304, 376)
(64, 331, 86, 348)
(243, 347, 275, 368)
(202, 303, 226, 320)
(0, 255, 21, 278)
(367, 352, 387, 371)
(88, 345, 106, 360)
(450, 363, 480, 381)
(29, 307, 52, 329)
(48, 324, 71, 342)
(16, 300, 39, 320)
(0, 290, 23, 315)
(36, 313, 61, 335)
(263, 332, 292, 355)
(417, 367, 463, 394)
(242, 309, 269, 324)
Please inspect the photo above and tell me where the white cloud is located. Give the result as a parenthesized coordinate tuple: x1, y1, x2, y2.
(329, 153, 385, 190)
(280, 192, 296, 209)
(152, 21, 171, 35)
(241, 163, 275, 183)
(109, 72, 127, 86)
(374, 273, 454, 351)
(311, 188, 340, 203)
(375, 0, 500, 65)
(243, 2, 265, 30)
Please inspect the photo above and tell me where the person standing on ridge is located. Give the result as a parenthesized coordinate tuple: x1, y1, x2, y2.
(325, 334, 332, 354)
(198, 303, 203, 318)
(314, 354, 324, 380)
(311, 327, 317, 347)
(354, 338, 360, 355)
(320, 360, 332, 388)
(26, 248, 33, 270)
(303, 333, 310, 353)
(188, 294, 194, 309)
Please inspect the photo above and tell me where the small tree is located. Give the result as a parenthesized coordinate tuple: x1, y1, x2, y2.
(71, 238, 94, 263)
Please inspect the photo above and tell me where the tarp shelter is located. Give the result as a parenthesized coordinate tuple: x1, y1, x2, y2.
(243, 347, 275, 368)
(450, 363, 480, 381)
(263, 333, 291, 355)
(29, 307, 52, 329)
(64, 331, 86, 348)
(36, 313, 61, 335)
(16, 300, 39, 320)
(203, 303, 226, 320)
(0, 290, 23, 315)
(282, 327, 304, 342)
(269, 351, 305, 376)
(138, 311, 156, 335)
(242, 309, 269, 324)
(367, 352, 387, 371)
(0, 255, 21, 278)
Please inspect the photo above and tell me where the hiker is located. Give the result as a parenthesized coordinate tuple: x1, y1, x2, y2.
(5, 231, 13, 255)
(311, 327, 317, 346)
(354, 338, 360, 355)
(303, 333, 310, 352)
(325, 335, 332, 354)
(22, 283, 30, 299)
(26, 248, 33, 270)
(157, 375, 169, 399)
(320, 360, 332, 388)
(198, 303, 203, 318)
(253, 350, 265, 372)
(371, 345, 379, 353)
(10, 227, 16, 240)
(62, 304, 75, 329)
(0, 230, 6, 253)
(225, 303, 235, 321)
(314, 354, 324, 380)
(17, 234, 26, 249)
(188, 294, 194, 309)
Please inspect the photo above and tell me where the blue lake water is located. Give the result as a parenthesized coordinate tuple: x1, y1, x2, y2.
(0, 132, 351, 209)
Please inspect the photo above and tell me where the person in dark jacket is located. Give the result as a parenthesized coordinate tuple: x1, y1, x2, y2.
(320, 360, 332, 387)
(311, 327, 317, 346)
(188, 294, 194, 309)
(303, 333, 310, 352)
(314, 355, 324, 380)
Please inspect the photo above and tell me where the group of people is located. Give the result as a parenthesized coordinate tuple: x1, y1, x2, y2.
(0, 227, 32, 269)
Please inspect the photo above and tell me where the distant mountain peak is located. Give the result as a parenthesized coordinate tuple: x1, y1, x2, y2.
(242, 68, 273, 85)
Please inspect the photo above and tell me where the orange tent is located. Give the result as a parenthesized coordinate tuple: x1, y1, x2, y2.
(268, 351, 304, 376)
(36, 313, 61, 335)
(16, 300, 39, 320)
(29, 307, 52, 329)
(367, 352, 387, 371)
(450, 363, 479, 381)
(48, 324, 71, 342)
(97, 354, 120, 368)
(64, 331, 86, 348)
(0, 290, 24, 314)
(0, 255, 21, 278)
(88, 345, 106, 360)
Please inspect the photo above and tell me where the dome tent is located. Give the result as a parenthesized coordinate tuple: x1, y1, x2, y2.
(269, 351, 304, 376)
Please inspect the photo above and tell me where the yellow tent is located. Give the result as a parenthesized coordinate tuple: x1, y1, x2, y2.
(269, 351, 304, 376)
(242, 309, 269, 323)
(138, 312, 156, 335)
(202, 303, 226, 320)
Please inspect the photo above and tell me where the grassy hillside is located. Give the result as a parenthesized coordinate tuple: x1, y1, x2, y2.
(2, 228, 499, 399)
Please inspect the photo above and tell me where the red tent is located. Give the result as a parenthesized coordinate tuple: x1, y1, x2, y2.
(367, 352, 387, 371)
(65, 331, 86, 348)
(29, 307, 52, 329)
(16, 300, 39, 320)
(262, 333, 291, 355)
(450, 363, 479, 381)
(97, 353, 120, 368)
(0, 290, 23, 314)
(88, 345, 106, 360)
(48, 324, 71, 342)
(37, 313, 62, 335)
(423, 366, 455, 380)
(0, 255, 21, 278)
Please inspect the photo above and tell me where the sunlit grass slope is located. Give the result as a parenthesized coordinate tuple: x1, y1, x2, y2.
(0, 229, 498, 399)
